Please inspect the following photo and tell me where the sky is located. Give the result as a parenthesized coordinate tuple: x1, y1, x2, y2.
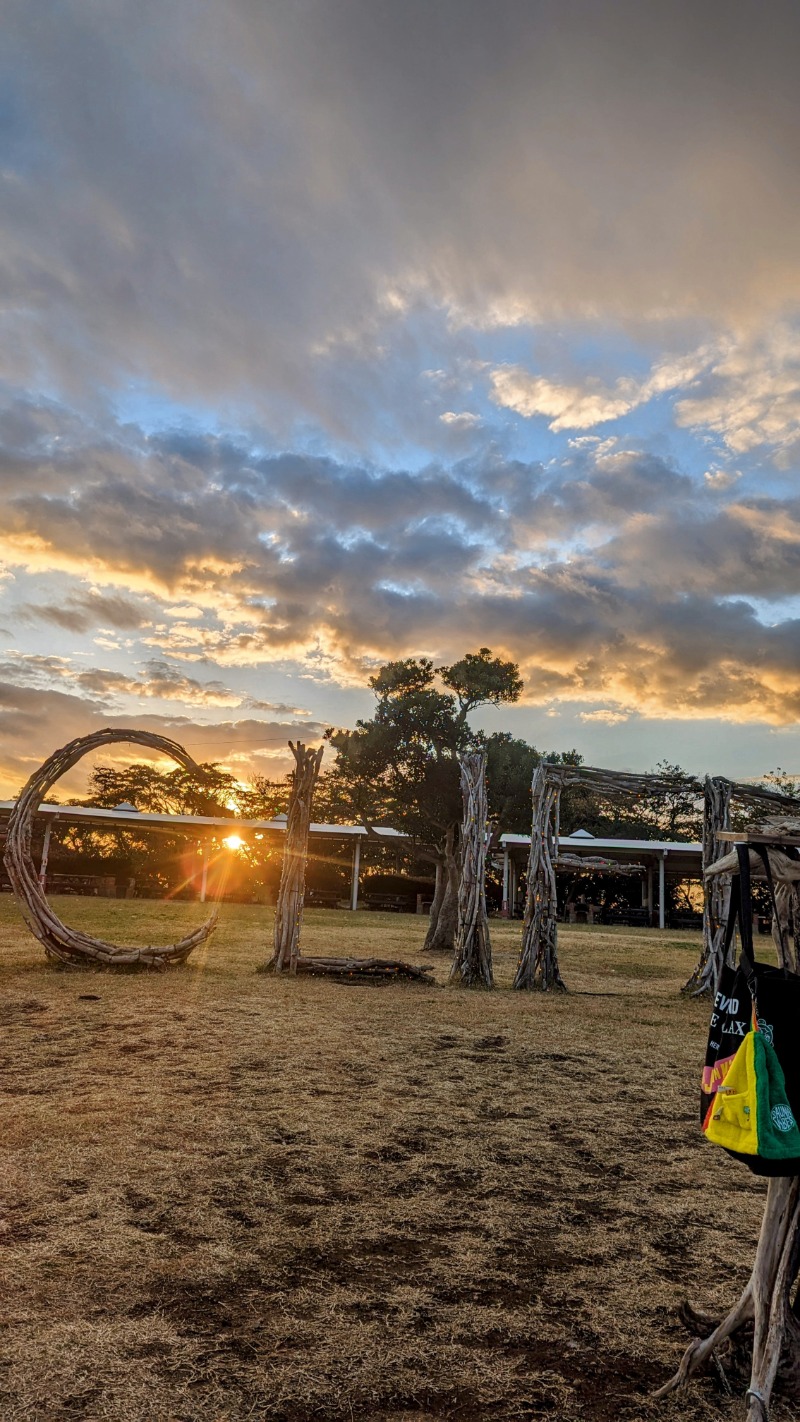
(2, 0, 800, 795)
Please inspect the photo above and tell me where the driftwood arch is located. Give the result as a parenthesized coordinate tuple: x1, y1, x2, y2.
(3, 728, 219, 967)
(515, 764, 800, 996)
(515, 763, 691, 991)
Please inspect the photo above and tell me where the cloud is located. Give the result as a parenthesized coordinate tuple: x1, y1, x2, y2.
(72, 659, 241, 709)
(439, 411, 482, 429)
(674, 326, 800, 462)
(490, 348, 712, 432)
(18, 589, 149, 633)
(704, 469, 741, 491)
(579, 709, 631, 725)
(1, 400, 800, 731)
(491, 370, 641, 430)
(3, 0, 800, 787)
(2, 0, 800, 448)
(0, 675, 325, 797)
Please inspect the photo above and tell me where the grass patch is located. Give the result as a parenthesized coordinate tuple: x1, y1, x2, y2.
(0, 898, 788, 1420)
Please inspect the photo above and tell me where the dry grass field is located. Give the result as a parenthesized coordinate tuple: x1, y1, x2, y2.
(0, 898, 792, 1421)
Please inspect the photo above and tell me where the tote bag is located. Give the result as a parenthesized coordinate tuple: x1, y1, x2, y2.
(701, 843, 800, 1176)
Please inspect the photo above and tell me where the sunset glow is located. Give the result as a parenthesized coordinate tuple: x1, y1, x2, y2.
(2, 2, 800, 788)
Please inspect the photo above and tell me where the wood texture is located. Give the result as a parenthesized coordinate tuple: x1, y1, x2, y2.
(449, 751, 493, 989)
(514, 764, 565, 991)
(683, 776, 732, 996)
(265, 955, 435, 981)
(655, 1177, 800, 1419)
(512, 759, 661, 991)
(2, 728, 219, 967)
(272, 741, 324, 974)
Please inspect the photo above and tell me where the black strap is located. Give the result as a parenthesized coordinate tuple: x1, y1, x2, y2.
(721, 845, 756, 998)
(751, 842, 790, 974)
(722, 843, 791, 998)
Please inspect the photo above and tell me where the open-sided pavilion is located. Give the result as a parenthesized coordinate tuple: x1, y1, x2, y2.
(0, 801, 406, 908)
(499, 830, 703, 929)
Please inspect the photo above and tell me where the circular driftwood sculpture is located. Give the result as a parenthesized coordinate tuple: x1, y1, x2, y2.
(3, 728, 219, 967)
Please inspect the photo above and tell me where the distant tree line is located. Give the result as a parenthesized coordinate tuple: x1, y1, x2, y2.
(9, 647, 783, 933)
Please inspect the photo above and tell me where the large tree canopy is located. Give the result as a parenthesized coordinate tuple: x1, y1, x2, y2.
(325, 648, 526, 951)
(325, 649, 524, 852)
(87, 761, 238, 817)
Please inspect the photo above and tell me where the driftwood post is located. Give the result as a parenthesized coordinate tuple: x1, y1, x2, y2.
(449, 750, 493, 988)
(658, 839, 800, 1419)
(514, 762, 566, 991)
(272, 741, 323, 974)
(683, 775, 733, 995)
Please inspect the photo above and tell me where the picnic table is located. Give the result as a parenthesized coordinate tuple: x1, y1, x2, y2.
(363, 892, 414, 913)
(305, 888, 343, 908)
(601, 906, 652, 928)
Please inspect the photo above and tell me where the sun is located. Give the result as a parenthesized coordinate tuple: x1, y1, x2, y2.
(223, 834, 244, 851)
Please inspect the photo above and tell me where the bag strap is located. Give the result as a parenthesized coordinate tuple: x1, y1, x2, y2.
(721, 845, 756, 998)
(751, 842, 790, 975)
(722, 842, 791, 997)
(737, 843, 757, 978)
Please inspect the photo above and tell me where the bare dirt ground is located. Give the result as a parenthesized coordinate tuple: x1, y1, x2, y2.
(0, 899, 792, 1421)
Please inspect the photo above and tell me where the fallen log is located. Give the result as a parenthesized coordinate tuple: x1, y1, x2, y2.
(261, 954, 435, 981)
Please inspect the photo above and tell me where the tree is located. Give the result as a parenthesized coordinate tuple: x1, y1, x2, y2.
(761, 767, 800, 801)
(87, 761, 240, 817)
(558, 759, 702, 843)
(325, 648, 523, 952)
(484, 736, 586, 834)
(236, 775, 290, 820)
(72, 760, 241, 896)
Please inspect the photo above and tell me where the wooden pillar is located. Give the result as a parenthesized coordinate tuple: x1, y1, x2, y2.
(514, 763, 566, 991)
(683, 776, 732, 994)
(658, 851, 666, 930)
(449, 751, 493, 988)
(501, 843, 510, 917)
(38, 821, 52, 892)
(272, 742, 324, 974)
(350, 836, 361, 911)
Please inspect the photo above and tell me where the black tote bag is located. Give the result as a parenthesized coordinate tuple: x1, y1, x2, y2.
(701, 843, 800, 1176)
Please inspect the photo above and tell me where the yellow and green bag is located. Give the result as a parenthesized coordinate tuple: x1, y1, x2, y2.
(703, 1019, 800, 1160)
(701, 842, 800, 1173)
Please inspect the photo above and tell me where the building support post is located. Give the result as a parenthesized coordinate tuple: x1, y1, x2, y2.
(38, 821, 52, 892)
(199, 844, 208, 903)
(501, 844, 510, 917)
(350, 836, 361, 911)
(658, 851, 666, 930)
